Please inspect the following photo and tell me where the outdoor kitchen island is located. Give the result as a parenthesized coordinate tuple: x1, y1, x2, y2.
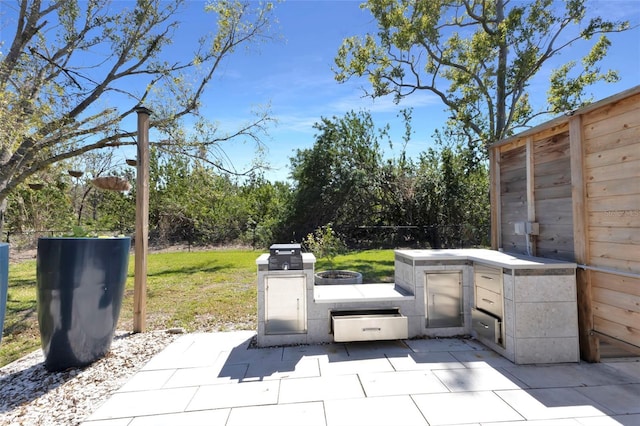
(395, 249, 579, 364)
(257, 248, 578, 364)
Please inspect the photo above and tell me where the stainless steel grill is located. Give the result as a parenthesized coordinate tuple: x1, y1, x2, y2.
(268, 243, 302, 270)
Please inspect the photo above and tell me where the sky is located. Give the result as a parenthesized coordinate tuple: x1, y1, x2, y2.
(167, 0, 447, 181)
(2, 0, 640, 182)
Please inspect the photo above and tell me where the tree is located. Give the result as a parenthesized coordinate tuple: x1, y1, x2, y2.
(334, 0, 630, 150)
(68, 150, 126, 227)
(286, 111, 386, 240)
(90, 182, 135, 234)
(239, 175, 292, 248)
(148, 148, 269, 246)
(5, 166, 74, 237)
(414, 134, 490, 248)
(0, 0, 276, 234)
(149, 149, 223, 245)
(378, 108, 418, 229)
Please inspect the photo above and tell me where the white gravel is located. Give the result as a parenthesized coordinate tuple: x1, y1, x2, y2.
(0, 330, 180, 426)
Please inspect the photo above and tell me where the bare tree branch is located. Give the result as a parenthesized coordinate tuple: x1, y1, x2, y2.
(0, 0, 277, 214)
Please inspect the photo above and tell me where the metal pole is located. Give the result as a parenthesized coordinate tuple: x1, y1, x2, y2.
(133, 106, 152, 333)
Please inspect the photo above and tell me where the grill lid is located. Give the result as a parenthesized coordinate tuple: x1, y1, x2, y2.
(268, 243, 302, 270)
(269, 243, 301, 256)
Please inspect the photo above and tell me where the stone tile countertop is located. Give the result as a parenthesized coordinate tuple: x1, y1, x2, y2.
(395, 248, 576, 270)
(314, 283, 414, 303)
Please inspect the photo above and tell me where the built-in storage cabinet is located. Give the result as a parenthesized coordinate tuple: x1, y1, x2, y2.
(257, 253, 316, 346)
(265, 274, 306, 334)
(472, 264, 579, 364)
(425, 272, 463, 328)
(473, 263, 505, 347)
(394, 255, 473, 336)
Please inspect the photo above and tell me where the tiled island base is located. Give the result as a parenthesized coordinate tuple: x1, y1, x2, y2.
(485, 269, 579, 364)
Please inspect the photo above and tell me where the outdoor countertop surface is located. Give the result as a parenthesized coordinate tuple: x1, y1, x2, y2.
(313, 283, 414, 303)
(395, 248, 577, 269)
(255, 249, 576, 269)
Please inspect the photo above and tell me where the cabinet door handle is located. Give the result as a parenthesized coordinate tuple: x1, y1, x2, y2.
(481, 298, 494, 304)
(478, 322, 489, 329)
(481, 275, 494, 280)
(362, 327, 381, 332)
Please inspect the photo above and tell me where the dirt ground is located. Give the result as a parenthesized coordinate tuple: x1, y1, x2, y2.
(8, 247, 38, 263)
(7, 243, 255, 264)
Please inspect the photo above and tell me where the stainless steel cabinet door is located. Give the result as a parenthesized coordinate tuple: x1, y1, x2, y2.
(425, 272, 463, 327)
(265, 274, 306, 334)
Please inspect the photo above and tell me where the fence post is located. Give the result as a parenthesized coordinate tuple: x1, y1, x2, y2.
(133, 106, 152, 333)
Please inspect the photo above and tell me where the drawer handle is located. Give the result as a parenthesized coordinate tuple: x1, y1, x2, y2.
(481, 275, 494, 280)
(362, 327, 381, 332)
(478, 322, 489, 329)
(481, 298, 494, 304)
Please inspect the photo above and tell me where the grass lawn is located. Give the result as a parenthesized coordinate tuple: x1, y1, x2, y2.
(1, 248, 395, 367)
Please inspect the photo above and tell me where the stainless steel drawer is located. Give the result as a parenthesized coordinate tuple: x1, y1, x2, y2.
(332, 311, 408, 342)
(474, 264, 502, 294)
(475, 287, 502, 318)
(472, 308, 501, 345)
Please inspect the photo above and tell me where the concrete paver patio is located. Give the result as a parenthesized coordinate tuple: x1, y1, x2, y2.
(80, 331, 640, 426)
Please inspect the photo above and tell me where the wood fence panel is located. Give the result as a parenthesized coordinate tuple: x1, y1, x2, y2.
(534, 134, 571, 165)
(587, 176, 640, 198)
(535, 198, 574, 225)
(593, 302, 640, 336)
(583, 105, 640, 141)
(586, 159, 640, 184)
(589, 211, 640, 228)
(589, 226, 640, 245)
(584, 142, 640, 169)
(585, 125, 640, 154)
(593, 316, 640, 348)
(592, 270, 640, 294)
(582, 91, 640, 126)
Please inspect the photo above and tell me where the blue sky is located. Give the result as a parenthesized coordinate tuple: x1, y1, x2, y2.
(183, 0, 640, 182)
(170, 0, 444, 180)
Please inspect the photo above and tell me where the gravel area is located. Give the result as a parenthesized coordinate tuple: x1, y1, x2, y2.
(0, 330, 180, 425)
